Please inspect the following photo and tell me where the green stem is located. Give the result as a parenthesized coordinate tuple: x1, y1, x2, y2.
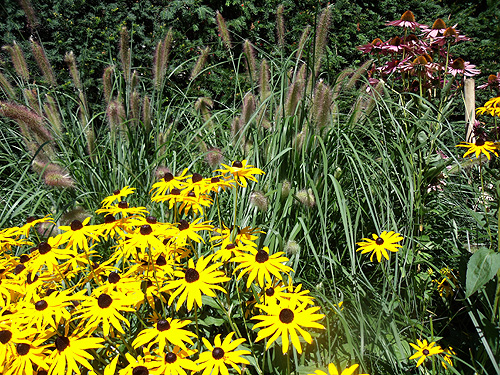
(479, 156, 493, 247)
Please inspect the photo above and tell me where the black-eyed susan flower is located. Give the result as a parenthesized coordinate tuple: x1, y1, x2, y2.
(118, 352, 158, 375)
(48, 333, 104, 375)
(409, 339, 443, 367)
(252, 300, 325, 354)
(171, 219, 213, 247)
(17, 289, 86, 331)
(440, 347, 455, 369)
(101, 186, 136, 207)
(308, 363, 369, 375)
(4, 335, 49, 375)
(132, 317, 197, 352)
(120, 224, 171, 257)
(75, 291, 137, 336)
(150, 170, 189, 201)
(477, 97, 500, 116)
(56, 218, 100, 252)
(232, 246, 293, 288)
(456, 138, 498, 160)
(26, 237, 70, 277)
(88, 355, 119, 375)
(196, 332, 250, 375)
(153, 346, 198, 375)
(96, 201, 149, 218)
(356, 231, 403, 262)
(432, 267, 458, 297)
(218, 160, 264, 188)
(162, 255, 230, 311)
(16, 215, 55, 237)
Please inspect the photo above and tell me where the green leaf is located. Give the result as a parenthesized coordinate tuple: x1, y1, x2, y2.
(466, 247, 500, 297)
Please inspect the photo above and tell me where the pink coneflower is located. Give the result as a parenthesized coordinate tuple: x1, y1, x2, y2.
(478, 73, 500, 91)
(432, 27, 471, 46)
(356, 38, 385, 54)
(400, 34, 430, 55)
(386, 10, 425, 31)
(400, 55, 435, 79)
(381, 36, 404, 54)
(377, 57, 410, 76)
(447, 58, 480, 77)
(421, 19, 457, 39)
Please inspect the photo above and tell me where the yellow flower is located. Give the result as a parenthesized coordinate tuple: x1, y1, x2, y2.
(162, 255, 230, 311)
(476, 97, 500, 116)
(56, 217, 100, 252)
(196, 332, 250, 375)
(308, 363, 369, 375)
(356, 231, 403, 262)
(218, 160, 265, 187)
(409, 339, 444, 367)
(48, 333, 104, 375)
(456, 138, 498, 160)
(154, 346, 198, 375)
(441, 347, 455, 369)
(100, 186, 136, 207)
(252, 299, 325, 354)
(132, 317, 197, 352)
(232, 246, 293, 288)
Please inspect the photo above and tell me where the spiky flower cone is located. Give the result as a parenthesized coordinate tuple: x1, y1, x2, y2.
(119, 27, 131, 83)
(243, 40, 257, 80)
(313, 7, 331, 75)
(64, 51, 82, 90)
(190, 47, 210, 80)
(30, 38, 57, 86)
(216, 12, 232, 50)
(153, 29, 173, 89)
(3, 43, 30, 81)
(276, 4, 285, 48)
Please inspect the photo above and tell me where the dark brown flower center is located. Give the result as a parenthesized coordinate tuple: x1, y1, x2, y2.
(265, 288, 275, 296)
(165, 352, 177, 363)
(19, 254, 30, 263)
(157, 320, 171, 331)
(178, 220, 189, 231)
(156, 255, 167, 266)
(488, 74, 498, 83)
(27, 274, 38, 284)
(164, 172, 174, 182)
(55, 336, 70, 351)
(118, 201, 129, 209)
(16, 343, 30, 355)
(171, 188, 181, 195)
(133, 366, 149, 375)
(98, 293, 113, 308)
(443, 27, 456, 37)
(476, 138, 486, 146)
(26, 216, 37, 223)
(35, 300, 48, 311)
(39, 242, 51, 255)
(211, 177, 220, 183)
(146, 216, 157, 224)
(188, 191, 196, 197)
(13, 264, 26, 275)
(255, 250, 269, 263)
(232, 161, 243, 168)
(113, 189, 121, 195)
(140, 225, 152, 235)
(104, 214, 116, 223)
(423, 349, 430, 356)
(226, 244, 236, 250)
(375, 237, 384, 245)
(185, 268, 200, 283)
(371, 38, 383, 45)
(108, 272, 120, 284)
(212, 347, 225, 360)
(192, 173, 203, 183)
(400, 10, 415, 22)
(390, 36, 401, 46)
(0, 330, 12, 344)
(451, 58, 465, 70)
(37, 371, 48, 375)
(70, 220, 83, 231)
(279, 308, 295, 324)
(413, 56, 428, 65)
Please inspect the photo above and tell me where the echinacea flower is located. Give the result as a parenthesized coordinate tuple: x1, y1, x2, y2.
(409, 339, 443, 367)
(196, 332, 250, 375)
(447, 58, 480, 77)
(218, 160, 265, 188)
(253, 300, 325, 354)
(385, 10, 425, 31)
(308, 363, 369, 375)
(356, 231, 403, 262)
(162, 255, 230, 311)
(456, 138, 498, 160)
(477, 73, 500, 91)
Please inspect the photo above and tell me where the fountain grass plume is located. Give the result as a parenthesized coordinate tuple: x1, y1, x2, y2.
(216, 11, 232, 50)
(0, 72, 16, 99)
(243, 40, 257, 81)
(64, 51, 82, 90)
(119, 26, 131, 83)
(296, 25, 311, 61)
(43, 94, 63, 136)
(153, 29, 173, 89)
(276, 4, 285, 48)
(313, 7, 331, 75)
(30, 38, 57, 86)
(190, 47, 210, 80)
(103, 66, 114, 104)
(3, 43, 30, 82)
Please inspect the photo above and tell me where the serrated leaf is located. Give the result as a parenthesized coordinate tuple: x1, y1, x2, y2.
(466, 247, 500, 297)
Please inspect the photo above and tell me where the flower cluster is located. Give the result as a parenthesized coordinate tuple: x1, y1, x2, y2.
(0, 160, 334, 374)
(357, 11, 479, 96)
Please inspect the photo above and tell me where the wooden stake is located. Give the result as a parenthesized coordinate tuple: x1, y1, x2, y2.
(465, 78, 476, 142)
